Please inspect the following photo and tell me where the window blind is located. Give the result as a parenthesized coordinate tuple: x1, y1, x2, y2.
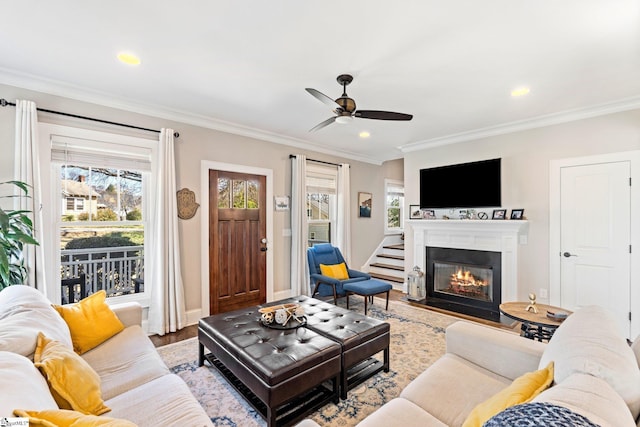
(306, 163, 337, 194)
(50, 134, 152, 172)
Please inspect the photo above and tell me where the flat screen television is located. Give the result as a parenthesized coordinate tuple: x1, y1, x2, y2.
(420, 158, 501, 209)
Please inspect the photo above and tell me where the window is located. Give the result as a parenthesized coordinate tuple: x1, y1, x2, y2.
(306, 164, 337, 246)
(65, 197, 85, 212)
(385, 179, 404, 233)
(39, 124, 155, 306)
(58, 166, 146, 304)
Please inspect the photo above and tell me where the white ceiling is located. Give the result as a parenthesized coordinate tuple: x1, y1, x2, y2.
(1, 1, 639, 164)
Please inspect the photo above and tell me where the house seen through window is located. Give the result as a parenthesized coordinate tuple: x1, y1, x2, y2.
(59, 165, 145, 303)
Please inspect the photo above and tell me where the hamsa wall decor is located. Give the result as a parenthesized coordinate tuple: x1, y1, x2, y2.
(177, 188, 199, 220)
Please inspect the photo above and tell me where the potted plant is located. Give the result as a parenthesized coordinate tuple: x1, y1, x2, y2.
(0, 180, 39, 290)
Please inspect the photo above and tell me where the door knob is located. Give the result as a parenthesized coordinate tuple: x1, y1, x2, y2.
(563, 252, 578, 258)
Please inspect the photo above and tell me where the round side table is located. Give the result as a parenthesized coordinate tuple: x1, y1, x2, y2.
(499, 302, 572, 342)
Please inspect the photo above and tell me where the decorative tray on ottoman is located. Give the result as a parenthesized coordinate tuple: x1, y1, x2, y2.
(259, 303, 307, 329)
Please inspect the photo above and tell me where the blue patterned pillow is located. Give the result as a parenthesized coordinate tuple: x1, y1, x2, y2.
(483, 402, 600, 427)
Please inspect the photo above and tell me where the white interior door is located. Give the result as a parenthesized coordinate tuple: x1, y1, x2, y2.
(559, 161, 631, 337)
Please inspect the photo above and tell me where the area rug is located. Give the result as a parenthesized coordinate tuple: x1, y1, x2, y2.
(157, 299, 461, 426)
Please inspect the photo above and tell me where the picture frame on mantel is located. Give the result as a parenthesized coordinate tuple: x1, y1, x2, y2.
(409, 204, 422, 219)
(422, 209, 435, 219)
(492, 209, 507, 220)
(510, 209, 525, 220)
(358, 192, 372, 218)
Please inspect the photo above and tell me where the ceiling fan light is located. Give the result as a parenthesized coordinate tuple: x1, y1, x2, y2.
(335, 116, 353, 125)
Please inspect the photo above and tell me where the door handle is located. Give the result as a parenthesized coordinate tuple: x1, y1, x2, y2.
(260, 247, 268, 252)
(563, 252, 578, 258)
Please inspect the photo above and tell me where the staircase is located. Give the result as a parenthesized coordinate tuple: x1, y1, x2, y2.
(366, 241, 405, 290)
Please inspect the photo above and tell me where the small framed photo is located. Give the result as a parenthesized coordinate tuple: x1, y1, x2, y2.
(358, 192, 372, 218)
(510, 209, 525, 220)
(274, 196, 289, 211)
(422, 209, 435, 219)
(492, 209, 507, 220)
(409, 205, 423, 219)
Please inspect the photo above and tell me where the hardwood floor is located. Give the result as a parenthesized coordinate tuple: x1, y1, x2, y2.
(149, 290, 515, 347)
(149, 324, 198, 347)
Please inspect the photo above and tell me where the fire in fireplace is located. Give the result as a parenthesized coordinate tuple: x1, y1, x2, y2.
(426, 247, 501, 321)
(435, 262, 493, 301)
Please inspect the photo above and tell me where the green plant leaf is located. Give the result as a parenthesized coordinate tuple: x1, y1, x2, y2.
(0, 181, 38, 288)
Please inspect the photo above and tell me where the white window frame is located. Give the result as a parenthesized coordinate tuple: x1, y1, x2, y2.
(38, 123, 156, 307)
(384, 179, 404, 234)
(306, 163, 338, 245)
(306, 192, 335, 244)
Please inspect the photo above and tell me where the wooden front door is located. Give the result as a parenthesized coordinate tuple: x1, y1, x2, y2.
(209, 169, 267, 314)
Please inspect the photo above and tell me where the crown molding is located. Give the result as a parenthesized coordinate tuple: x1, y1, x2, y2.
(400, 96, 640, 153)
(6, 67, 637, 164)
(0, 67, 384, 165)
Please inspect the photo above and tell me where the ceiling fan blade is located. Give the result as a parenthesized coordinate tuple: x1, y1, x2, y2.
(305, 88, 342, 111)
(309, 116, 337, 132)
(354, 110, 413, 121)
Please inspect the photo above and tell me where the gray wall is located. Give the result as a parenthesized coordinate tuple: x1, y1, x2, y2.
(404, 108, 640, 303)
(0, 83, 403, 315)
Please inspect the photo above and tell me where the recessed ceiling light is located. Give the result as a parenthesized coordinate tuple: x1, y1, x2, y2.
(511, 87, 530, 97)
(117, 52, 141, 66)
(359, 131, 370, 138)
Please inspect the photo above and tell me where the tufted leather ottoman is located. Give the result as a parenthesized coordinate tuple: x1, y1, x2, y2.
(198, 306, 341, 427)
(282, 295, 391, 399)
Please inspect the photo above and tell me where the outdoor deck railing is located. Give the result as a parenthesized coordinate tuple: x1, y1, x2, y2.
(60, 245, 144, 303)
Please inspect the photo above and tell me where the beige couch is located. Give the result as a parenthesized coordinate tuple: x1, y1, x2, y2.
(299, 304, 640, 427)
(0, 285, 212, 426)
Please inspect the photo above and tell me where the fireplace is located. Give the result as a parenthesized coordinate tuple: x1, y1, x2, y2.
(426, 247, 501, 321)
(408, 219, 528, 322)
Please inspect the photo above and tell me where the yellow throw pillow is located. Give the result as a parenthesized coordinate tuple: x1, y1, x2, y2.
(34, 332, 110, 416)
(54, 290, 124, 354)
(14, 409, 136, 426)
(462, 362, 554, 427)
(319, 262, 349, 280)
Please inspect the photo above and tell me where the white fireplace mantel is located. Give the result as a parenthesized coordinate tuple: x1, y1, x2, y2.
(407, 219, 529, 302)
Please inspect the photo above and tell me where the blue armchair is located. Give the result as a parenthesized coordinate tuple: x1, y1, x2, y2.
(307, 243, 371, 304)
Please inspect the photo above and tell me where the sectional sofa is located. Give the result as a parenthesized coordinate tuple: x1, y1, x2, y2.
(0, 284, 212, 426)
(300, 304, 640, 426)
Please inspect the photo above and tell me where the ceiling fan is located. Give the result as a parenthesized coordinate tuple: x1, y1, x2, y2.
(305, 74, 413, 132)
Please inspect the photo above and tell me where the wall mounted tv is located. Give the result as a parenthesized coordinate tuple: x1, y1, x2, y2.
(420, 158, 501, 209)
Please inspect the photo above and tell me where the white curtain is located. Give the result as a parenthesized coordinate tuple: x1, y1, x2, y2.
(336, 163, 351, 263)
(290, 154, 309, 296)
(147, 129, 186, 335)
(14, 100, 47, 295)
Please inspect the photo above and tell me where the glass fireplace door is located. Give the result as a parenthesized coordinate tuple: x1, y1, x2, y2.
(433, 261, 493, 302)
